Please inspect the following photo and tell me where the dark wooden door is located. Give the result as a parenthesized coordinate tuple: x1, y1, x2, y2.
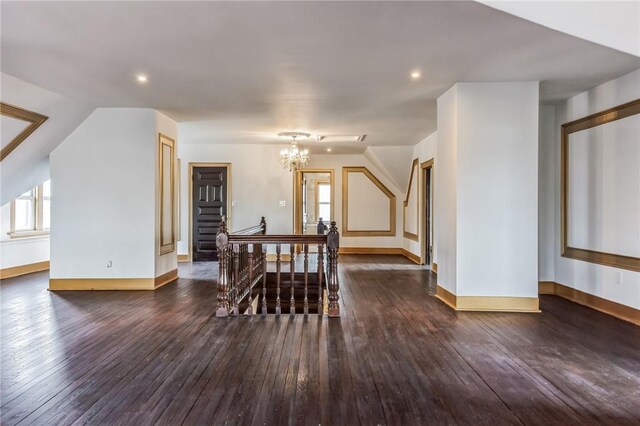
(424, 168, 432, 265)
(192, 166, 227, 261)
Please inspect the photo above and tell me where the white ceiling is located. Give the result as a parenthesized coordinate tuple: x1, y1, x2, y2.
(1, 73, 94, 205)
(481, 1, 640, 57)
(1, 1, 639, 153)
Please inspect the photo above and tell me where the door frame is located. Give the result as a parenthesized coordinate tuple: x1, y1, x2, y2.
(188, 162, 232, 262)
(420, 159, 434, 267)
(294, 169, 335, 235)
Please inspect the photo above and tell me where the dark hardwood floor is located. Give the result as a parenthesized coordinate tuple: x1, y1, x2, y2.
(2, 255, 639, 425)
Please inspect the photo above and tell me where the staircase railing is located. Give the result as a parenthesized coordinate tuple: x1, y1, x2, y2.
(231, 216, 267, 236)
(215, 218, 340, 318)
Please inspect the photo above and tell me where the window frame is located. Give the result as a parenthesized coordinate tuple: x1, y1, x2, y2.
(315, 180, 332, 223)
(9, 182, 50, 238)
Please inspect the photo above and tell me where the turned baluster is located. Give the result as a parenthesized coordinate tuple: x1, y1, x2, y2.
(290, 245, 296, 315)
(317, 244, 324, 315)
(246, 247, 254, 315)
(232, 244, 240, 316)
(245, 246, 249, 300)
(254, 243, 262, 276)
(243, 244, 250, 294)
(327, 221, 340, 317)
(275, 244, 282, 315)
(216, 220, 230, 317)
(261, 247, 268, 315)
(242, 245, 248, 294)
(303, 244, 309, 315)
(238, 245, 244, 296)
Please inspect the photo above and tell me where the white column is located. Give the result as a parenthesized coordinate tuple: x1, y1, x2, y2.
(50, 108, 177, 289)
(436, 82, 539, 310)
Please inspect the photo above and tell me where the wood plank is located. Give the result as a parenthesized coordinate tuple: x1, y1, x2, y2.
(1, 257, 639, 425)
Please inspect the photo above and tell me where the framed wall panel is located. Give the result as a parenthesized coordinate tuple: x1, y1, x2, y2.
(342, 166, 396, 236)
(159, 133, 176, 255)
(561, 99, 640, 272)
(1, 102, 48, 161)
(403, 158, 420, 241)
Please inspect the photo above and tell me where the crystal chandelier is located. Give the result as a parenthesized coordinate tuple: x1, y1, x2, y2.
(279, 132, 310, 172)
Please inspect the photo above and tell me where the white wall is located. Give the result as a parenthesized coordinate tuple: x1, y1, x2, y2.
(176, 144, 406, 254)
(1, 73, 94, 205)
(155, 112, 178, 277)
(436, 87, 458, 294)
(51, 108, 176, 280)
(437, 82, 539, 298)
(543, 68, 640, 309)
(412, 133, 437, 173)
(177, 143, 294, 256)
(567, 116, 639, 257)
(0, 203, 49, 269)
(403, 132, 437, 263)
(538, 105, 555, 282)
(346, 172, 392, 231)
(308, 154, 404, 248)
(456, 82, 539, 297)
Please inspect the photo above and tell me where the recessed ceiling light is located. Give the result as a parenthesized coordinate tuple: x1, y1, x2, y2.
(136, 74, 148, 83)
(410, 71, 421, 80)
(326, 148, 332, 152)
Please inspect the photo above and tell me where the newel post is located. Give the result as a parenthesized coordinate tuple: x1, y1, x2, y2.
(327, 221, 340, 317)
(260, 216, 267, 234)
(216, 219, 230, 317)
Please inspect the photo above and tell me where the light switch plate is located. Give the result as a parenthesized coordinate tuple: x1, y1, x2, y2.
(279, 200, 286, 207)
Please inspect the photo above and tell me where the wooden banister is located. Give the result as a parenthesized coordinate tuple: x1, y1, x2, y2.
(231, 216, 267, 236)
(215, 217, 340, 318)
(216, 217, 266, 317)
(228, 235, 328, 244)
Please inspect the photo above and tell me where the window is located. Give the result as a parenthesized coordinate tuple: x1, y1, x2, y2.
(42, 180, 51, 230)
(316, 182, 331, 222)
(10, 180, 51, 237)
(13, 188, 36, 231)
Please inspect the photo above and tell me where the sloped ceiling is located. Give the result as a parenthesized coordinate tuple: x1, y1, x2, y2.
(2, 1, 639, 155)
(480, 1, 640, 57)
(1, 1, 638, 204)
(1, 73, 94, 205)
(364, 146, 415, 192)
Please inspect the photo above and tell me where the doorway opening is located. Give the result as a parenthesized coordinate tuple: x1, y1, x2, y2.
(189, 163, 231, 261)
(421, 160, 434, 267)
(294, 169, 335, 237)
